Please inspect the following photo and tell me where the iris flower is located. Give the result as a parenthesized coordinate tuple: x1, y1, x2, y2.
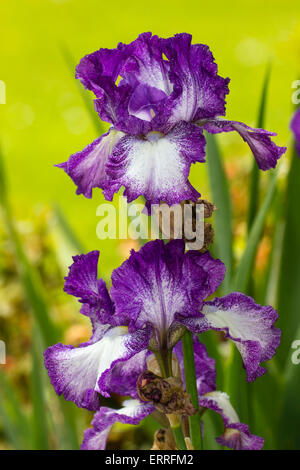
(81, 337, 264, 450)
(58, 33, 286, 207)
(44, 239, 280, 449)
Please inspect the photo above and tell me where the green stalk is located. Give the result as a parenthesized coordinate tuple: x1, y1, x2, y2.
(155, 349, 173, 378)
(246, 64, 271, 306)
(205, 132, 232, 294)
(182, 330, 202, 450)
(171, 422, 187, 450)
(247, 63, 271, 233)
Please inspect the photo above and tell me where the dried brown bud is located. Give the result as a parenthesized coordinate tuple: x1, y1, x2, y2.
(180, 198, 216, 227)
(195, 199, 217, 219)
(184, 199, 215, 251)
(151, 428, 177, 450)
(197, 222, 215, 253)
(137, 370, 196, 416)
(153, 198, 216, 252)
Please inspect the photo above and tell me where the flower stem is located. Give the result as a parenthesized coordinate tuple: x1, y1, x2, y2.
(172, 425, 187, 450)
(155, 349, 172, 378)
(182, 330, 203, 450)
(168, 415, 187, 450)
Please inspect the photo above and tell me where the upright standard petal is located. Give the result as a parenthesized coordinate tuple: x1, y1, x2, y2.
(104, 122, 206, 206)
(63, 251, 114, 327)
(120, 32, 172, 95)
(290, 108, 300, 155)
(183, 250, 225, 300)
(110, 239, 222, 348)
(57, 130, 123, 198)
(81, 399, 154, 450)
(76, 44, 136, 128)
(76, 33, 170, 134)
(75, 33, 230, 134)
(119, 32, 173, 129)
(183, 293, 281, 381)
(160, 33, 230, 125)
(44, 326, 152, 408)
(203, 119, 286, 170)
(76, 46, 128, 97)
(199, 392, 264, 450)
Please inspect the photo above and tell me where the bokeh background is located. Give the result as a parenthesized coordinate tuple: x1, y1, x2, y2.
(0, 0, 300, 450)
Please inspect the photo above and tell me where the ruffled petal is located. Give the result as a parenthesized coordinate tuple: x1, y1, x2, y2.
(182, 293, 281, 381)
(93, 84, 142, 132)
(104, 121, 205, 206)
(76, 46, 127, 97)
(44, 326, 110, 410)
(98, 327, 152, 397)
(105, 350, 150, 398)
(160, 33, 230, 125)
(120, 32, 172, 95)
(76, 44, 136, 129)
(203, 118, 286, 170)
(57, 130, 123, 198)
(63, 251, 114, 329)
(76, 33, 170, 133)
(183, 250, 226, 299)
(174, 336, 216, 396)
(290, 108, 300, 155)
(44, 326, 151, 409)
(110, 240, 221, 346)
(217, 423, 264, 450)
(81, 399, 154, 450)
(75, 33, 230, 134)
(199, 391, 264, 450)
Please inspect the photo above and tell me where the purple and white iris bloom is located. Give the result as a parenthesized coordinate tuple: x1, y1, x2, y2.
(58, 33, 286, 207)
(44, 240, 280, 421)
(44, 251, 152, 409)
(82, 336, 264, 450)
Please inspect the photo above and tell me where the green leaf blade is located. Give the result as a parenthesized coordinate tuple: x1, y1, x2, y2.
(205, 132, 233, 294)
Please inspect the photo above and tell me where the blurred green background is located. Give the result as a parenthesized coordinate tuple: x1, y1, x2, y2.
(0, 0, 300, 450)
